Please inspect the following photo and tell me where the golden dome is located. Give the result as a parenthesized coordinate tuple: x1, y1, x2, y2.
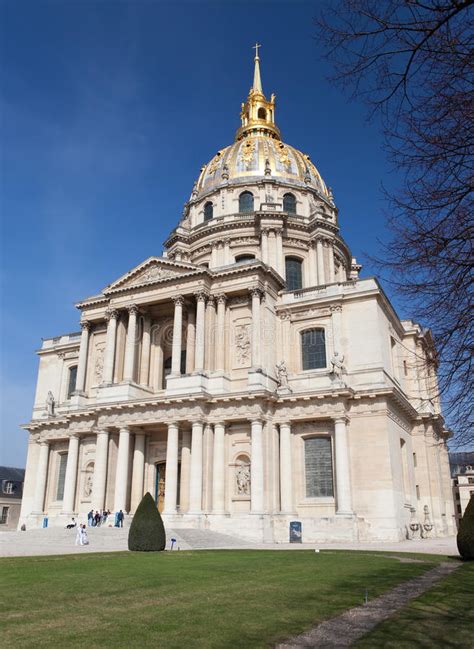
(192, 46, 329, 201)
(194, 136, 329, 198)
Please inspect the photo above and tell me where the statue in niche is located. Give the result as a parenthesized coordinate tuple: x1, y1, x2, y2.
(276, 360, 292, 394)
(45, 391, 55, 417)
(94, 346, 104, 382)
(330, 352, 346, 385)
(235, 326, 251, 365)
(236, 461, 251, 496)
(84, 473, 93, 498)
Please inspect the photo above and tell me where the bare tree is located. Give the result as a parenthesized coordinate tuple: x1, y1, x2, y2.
(317, 0, 473, 446)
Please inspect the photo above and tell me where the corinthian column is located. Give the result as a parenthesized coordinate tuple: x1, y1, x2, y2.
(261, 229, 269, 263)
(215, 295, 226, 372)
(61, 435, 80, 514)
(163, 423, 179, 514)
(251, 420, 264, 513)
(334, 417, 353, 514)
(205, 296, 216, 371)
(328, 242, 335, 283)
(114, 427, 131, 512)
(33, 441, 50, 513)
(130, 432, 146, 512)
(170, 296, 184, 376)
(250, 288, 263, 368)
(185, 305, 196, 374)
(92, 430, 109, 511)
(212, 422, 226, 513)
(188, 421, 204, 513)
(102, 309, 118, 385)
(123, 305, 139, 382)
(139, 315, 151, 386)
(316, 238, 325, 285)
(194, 292, 207, 372)
(279, 423, 293, 513)
(75, 321, 91, 393)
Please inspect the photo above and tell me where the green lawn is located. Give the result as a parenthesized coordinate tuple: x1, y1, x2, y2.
(354, 561, 474, 649)
(0, 550, 449, 648)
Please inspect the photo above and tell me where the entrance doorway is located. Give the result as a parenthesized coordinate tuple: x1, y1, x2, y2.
(155, 462, 166, 513)
(154, 461, 181, 513)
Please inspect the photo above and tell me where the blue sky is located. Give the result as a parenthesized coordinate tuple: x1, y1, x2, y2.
(0, 0, 401, 466)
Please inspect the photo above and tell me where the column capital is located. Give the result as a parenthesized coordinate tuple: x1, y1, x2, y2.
(215, 293, 227, 305)
(105, 308, 119, 321)
(249, 287, 263, 300)
(127, 303, 139, 316)
(172, 295, 185, 306)
(68, 433, 80, 441)
(119, 426, 131, 434)
(194, 290, 208, 303)
(39, 440, 50, 448)
(330, 304, 343, 313)
(333, 415, 349, 425)
(80, 320, 91, 331)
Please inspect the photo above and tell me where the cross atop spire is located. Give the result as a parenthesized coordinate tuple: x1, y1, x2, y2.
(252, 42, 263, 94)
(236, 44, 280, 141)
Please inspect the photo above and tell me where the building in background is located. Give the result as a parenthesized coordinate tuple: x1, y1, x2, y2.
(19, 50, 454, 542)
(450, 452, 474, 528)
(0, 467, 25, 530)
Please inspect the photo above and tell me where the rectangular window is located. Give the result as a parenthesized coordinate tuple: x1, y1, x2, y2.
(0, 507, 9, 524)
(403, 360, 408, 376)
(416, 484, 420, 500)
(56, 453, 68, 501)
(67, 366, 78, 398)
(413, 452, 417, 468)
(468, 478, 474, 485)
(4, 481, 14, 494)
(305, 437, 334, 498)
(457, 505, 462, 514)
(301, 329, 326, 371)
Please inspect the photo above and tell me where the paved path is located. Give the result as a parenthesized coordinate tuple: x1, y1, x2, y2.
(0, 527, 458, 558)
(276, 561, 460, 648)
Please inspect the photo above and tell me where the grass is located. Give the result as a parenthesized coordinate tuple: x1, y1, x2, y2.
(0, 550, 449, 648)
(354, 561, 474, 649)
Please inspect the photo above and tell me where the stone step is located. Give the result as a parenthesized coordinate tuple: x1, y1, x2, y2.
(169, 527, 256, 549)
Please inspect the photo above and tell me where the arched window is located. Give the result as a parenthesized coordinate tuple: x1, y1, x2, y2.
(204, 201, 213, 221)
(257, 107, 267, 120)
(285, 257, 303, 291)
(283, 193, 296, 214)
(235, 254, 255, 264)
(301, 329, 326, 370)
(239, 191, 254, 213)
(305, 437, 334, 497)
(56, 453, 68, 501)
(67, 365, 78, 398)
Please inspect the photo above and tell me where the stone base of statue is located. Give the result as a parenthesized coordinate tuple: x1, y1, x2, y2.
(276, 385, 293, 395)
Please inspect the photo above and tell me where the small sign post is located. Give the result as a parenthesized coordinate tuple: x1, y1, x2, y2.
(289, 521, 302, 543)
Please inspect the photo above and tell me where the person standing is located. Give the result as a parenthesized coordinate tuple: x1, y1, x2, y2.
(75, 525, 83, 546)
(117, 510, 124, 528)
(87, 510, 93, 527)
(94, 510, 101, 527)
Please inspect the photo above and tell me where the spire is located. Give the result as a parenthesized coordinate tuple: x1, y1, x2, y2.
(236, 44, 280, 141)
(252, 42, 263, 94)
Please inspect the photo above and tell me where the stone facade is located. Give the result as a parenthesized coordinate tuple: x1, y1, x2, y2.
(19, 52, 455, 542)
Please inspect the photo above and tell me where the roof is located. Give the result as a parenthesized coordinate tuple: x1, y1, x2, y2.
(0, 466, 25, 481)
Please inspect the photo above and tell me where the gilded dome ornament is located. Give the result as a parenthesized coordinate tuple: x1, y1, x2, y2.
(190, 46, 331, 202)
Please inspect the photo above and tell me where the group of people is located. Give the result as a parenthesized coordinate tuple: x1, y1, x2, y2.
(87, 509, 111, 527)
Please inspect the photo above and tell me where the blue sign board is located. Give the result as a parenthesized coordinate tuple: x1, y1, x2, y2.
(289, 521, 302, 543)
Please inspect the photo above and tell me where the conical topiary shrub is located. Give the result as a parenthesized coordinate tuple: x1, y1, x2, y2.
(457, 495, 474, 560)
(128, 492, 166, 552)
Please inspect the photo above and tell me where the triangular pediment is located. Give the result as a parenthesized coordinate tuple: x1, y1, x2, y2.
(103, 257, 201, 294)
